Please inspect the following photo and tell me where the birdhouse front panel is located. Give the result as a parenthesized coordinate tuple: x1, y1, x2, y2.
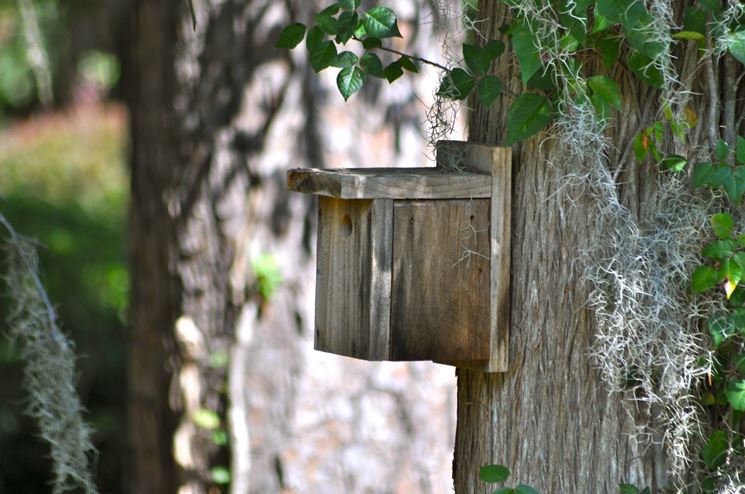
(389, 199, 491, 361)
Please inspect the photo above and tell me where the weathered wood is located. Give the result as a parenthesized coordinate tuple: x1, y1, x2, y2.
(315, 197, 372, 358)
(287, 167, 491, 199)
(368, 199, 393, 359)
(390, 199, 491, 361)
(436, 140, 513, 372)
(487, 147, 511, 372)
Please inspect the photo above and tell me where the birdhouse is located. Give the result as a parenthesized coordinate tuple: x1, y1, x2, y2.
(287, 141, 511, 372)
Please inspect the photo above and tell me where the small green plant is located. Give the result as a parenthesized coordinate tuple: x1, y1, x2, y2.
(619, 484, 651, 494)
(251, 253, 282, 301)
(479, 464, 540, 494)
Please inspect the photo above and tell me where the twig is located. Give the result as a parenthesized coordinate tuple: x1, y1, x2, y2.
(704, 49, 720, 151)
(353, 37, 450, 72)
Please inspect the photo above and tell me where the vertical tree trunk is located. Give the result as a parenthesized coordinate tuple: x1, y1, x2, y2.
(453, 1, 681, 492)
(128, 1, 459, 493)
(127, 1, 180, 492)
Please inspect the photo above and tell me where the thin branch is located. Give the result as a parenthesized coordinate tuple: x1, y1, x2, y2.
(704, 50, 720, 151)
(723, 53, 738, 162)
(353, 37, 450, 72)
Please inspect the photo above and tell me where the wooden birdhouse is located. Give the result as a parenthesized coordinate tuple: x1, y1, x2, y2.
(287, 141, 511, 372)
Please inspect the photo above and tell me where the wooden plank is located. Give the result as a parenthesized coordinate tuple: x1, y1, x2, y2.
(486, 147, 511, 372)
(437, 141, 512, 372)
(314, 197, 375, 359)
(287, 167, 491, 199)
(368, 199, 393, 360)
(390, 199, 491, 362)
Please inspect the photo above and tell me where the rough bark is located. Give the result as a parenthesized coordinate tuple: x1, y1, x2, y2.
(453, 1, 714, 492)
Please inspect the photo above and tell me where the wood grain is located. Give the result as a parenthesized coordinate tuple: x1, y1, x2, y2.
(436, 140, 512, 372)
(368, 199, 393, 360)
(390, 199, 491, 362)
(287, 167, 491, 199)
(314, 197, 373, 359)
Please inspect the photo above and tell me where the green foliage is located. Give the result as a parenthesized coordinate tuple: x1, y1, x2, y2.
(619, 484, 651, 494)
(479, 464, 541, 494)
(505, 94, 552, 145)
(251, 254, 282, 301)
(703, 430, 729, 469)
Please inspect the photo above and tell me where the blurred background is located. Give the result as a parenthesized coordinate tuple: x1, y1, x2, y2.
(0, 0, 465, 492)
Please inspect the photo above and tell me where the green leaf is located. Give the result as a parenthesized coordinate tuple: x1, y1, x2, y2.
(702, 239, 736, 260)
(306, 26, 325, 52)
(315, 11, 339, 35)
(683, 6, 707, 35)
(693, 163, 731, 189)
(618, 484, 639, 494)
(672, 31, 705, 41)
(692, 265, 720, 293)
(276, 23, 307, 49)
(363, 6, 401, 38)
(310, 41, 338, 72)
(703, 430, 729, 469)
(594, 34, 620, 69)
(709, 313, 737, 347)
(721, 257, 743, 286)
(335, 11, 358, 43)
(659, 155, 687, 172)
(212, 429, 229, 445)
(464, 43, 491, 75)
(437, 68, 475, 100)
(628, 51, 663, 88)
(492, 489, 514, 494)
(711, 213, 735, 240)
(515, 485, 540, 494)
(360, 53, 385, 78)
(727, 30, 745, 65)
(383, 61, 403, 83)
(477, 76, 503, 107)
(587, 75, 622, 109)
(592, 13, 612, 33)
(398, 56, 418, 73)
(193, 409, 220, 429)
(332, 51, 359, 68)
(737, 136, 745, 165)
(716, 139, 729, 162)
(336, 66, 366, 100)
(505, 93, 552, 145)
(339, 0, 360, 10)
(588, 75, 621, 119)
(633, 131, 648, 163)
(727, 381, 745, 411)
(724, 167, 745, 204)
(211, 466, 231, 485)
(319, 3, 340, 15)
(479, 464, 510, 483)
(484, 39, 505, 60)
(511, 20, 543, 85)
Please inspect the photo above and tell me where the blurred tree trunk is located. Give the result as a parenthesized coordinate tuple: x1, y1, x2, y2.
(127, 1, 457, 494)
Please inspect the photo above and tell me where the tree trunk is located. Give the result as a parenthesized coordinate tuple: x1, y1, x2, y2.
(452, 1, 722, 492)
(127, 1, 459, 493)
